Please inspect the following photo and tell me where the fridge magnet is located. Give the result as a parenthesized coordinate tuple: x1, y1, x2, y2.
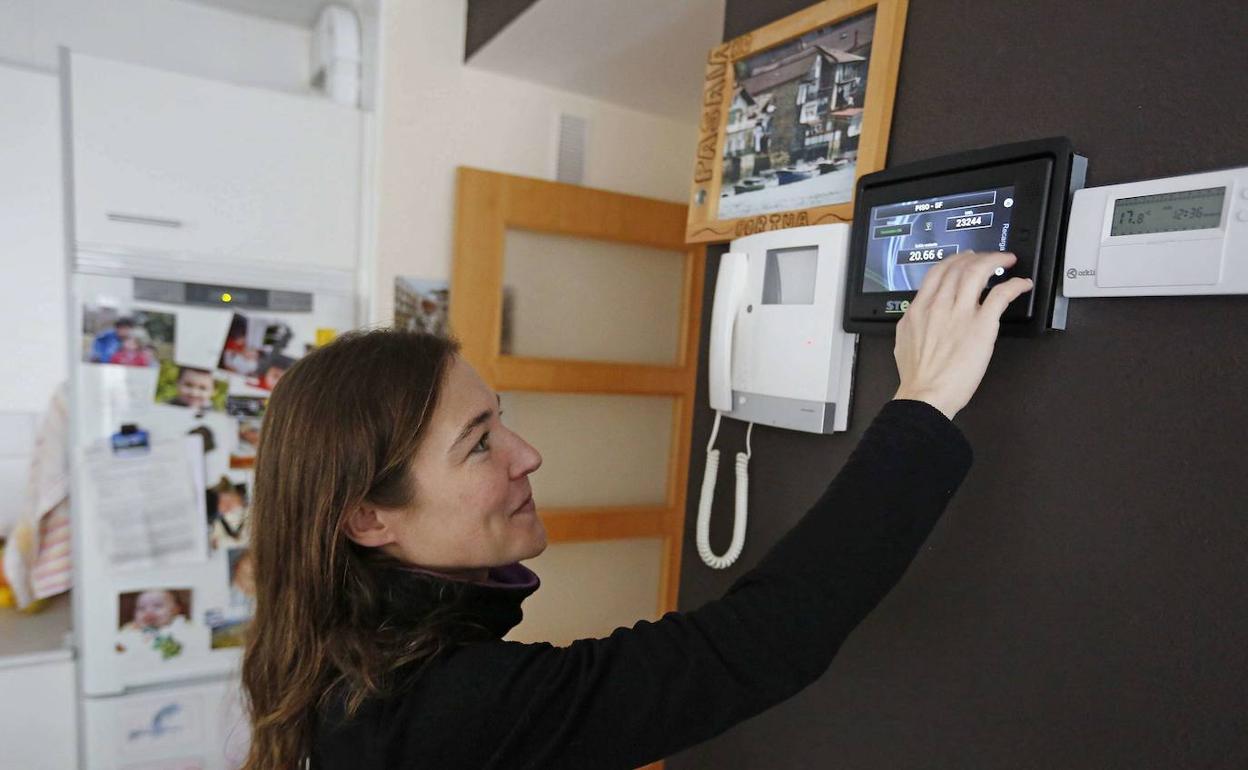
(118, 692, 205, 756)
(395, 276, 450, 336)
(225, 394, 267, 418)
(186, 424, 216, 454)
(217, 311, 295, 379)
(83, 305, 176, 367)
(315, 327, 338, 347)
(206, 476, 248, 550)
(155, 362, 227, 412)
(111, 424, 151, 457)
(685, 0, 908, 242)
(115, 588, 195, 661)
(228, 418, 261, 469)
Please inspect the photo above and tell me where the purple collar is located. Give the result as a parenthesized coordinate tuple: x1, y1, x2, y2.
(385, 562, 541, 640)
(403, 562, 541, 591)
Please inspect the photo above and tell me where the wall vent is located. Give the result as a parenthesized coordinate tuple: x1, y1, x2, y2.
(555, 113, 587, 185)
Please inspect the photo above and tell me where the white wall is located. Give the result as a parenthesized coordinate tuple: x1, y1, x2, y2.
(0, 62, 64, 537)
(0, 64, 64, 416)
(0, 0, 312, 93)
(373, 0, 701, 642)
(372, 0, 699, 322)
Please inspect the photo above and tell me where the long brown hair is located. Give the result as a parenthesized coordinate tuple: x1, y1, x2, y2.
(241, 329, 460, 770)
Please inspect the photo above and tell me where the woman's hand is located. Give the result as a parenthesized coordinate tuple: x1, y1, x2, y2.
(892, 251, 1034, 421)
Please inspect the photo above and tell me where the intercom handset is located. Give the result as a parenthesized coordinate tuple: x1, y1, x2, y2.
(698, 224, 859, 569)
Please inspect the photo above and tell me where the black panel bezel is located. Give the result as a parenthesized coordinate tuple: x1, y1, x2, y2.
(844, 137, 1083, 336)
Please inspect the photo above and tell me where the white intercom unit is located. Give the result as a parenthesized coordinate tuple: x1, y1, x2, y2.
(1063, 165, 1248, 296)
(698, 224, 858, 569)
(709, 224, 858, 433)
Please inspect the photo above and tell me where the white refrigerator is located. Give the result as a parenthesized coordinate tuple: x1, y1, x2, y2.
(68, 251, 356, 770)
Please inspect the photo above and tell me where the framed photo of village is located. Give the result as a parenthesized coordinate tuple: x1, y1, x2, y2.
(686, 0, 910, 243)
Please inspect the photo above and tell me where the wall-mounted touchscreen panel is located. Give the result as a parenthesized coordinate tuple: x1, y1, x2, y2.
(844, 137, 1086, 337)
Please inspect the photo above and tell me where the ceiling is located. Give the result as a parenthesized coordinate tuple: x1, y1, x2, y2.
(184, 0, 376, 27)
(466, 0, 725, 123)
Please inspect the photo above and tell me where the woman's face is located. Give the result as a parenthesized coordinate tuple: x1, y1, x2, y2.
(372, 357, 545, 575)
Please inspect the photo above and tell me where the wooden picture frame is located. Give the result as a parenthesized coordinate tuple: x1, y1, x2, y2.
(685, 0, 909, 243)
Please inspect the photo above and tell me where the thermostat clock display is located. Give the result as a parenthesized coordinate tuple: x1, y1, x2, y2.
(1110, 186, 1225, 236)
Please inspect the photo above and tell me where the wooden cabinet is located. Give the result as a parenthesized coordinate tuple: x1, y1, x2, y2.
(70, 53, 362, 271)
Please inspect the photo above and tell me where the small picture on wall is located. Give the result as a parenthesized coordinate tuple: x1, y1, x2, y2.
(82, 305, 176, 368)
(154, 362, 227, 412)
(395, 277, 450, 337)
(115, 588, 194, 661)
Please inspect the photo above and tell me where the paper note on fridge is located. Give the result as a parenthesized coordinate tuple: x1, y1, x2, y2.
(82, 435, 208, 569)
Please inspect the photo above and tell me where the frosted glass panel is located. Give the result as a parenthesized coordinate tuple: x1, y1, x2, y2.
(500, 392, 672, 508)
(502, 229, 685, 364)
(506, 538, 664, 645)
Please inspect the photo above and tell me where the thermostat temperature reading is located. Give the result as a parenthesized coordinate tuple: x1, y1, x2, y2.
(1110, 186, 1225, 236)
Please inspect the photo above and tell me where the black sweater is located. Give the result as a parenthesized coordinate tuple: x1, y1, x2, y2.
(313, 400, 973, 769)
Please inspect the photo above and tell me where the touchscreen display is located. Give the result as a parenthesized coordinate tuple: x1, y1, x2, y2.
(863, 186, 1016, 293)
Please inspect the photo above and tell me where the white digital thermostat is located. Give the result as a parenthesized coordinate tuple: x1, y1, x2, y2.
(1063, 165, 1248, 296)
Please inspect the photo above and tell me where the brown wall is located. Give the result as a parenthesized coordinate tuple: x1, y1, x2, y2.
(673, 1, 1248, 767)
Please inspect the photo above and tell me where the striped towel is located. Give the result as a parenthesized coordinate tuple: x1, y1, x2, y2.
(2, 383, 71, 607)
(30, 501, 71, 599)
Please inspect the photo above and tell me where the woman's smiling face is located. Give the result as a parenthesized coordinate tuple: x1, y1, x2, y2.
(353, 356, 545, 578)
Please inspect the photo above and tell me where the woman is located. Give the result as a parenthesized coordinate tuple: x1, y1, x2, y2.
(242, 252, 1033, 769)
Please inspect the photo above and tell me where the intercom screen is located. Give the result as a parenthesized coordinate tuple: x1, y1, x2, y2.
(762, 246, 818, 305)
(862, 185, 1016, 293)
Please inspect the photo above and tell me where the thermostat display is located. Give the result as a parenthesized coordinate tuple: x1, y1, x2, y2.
(1109, 186, 1225, 236)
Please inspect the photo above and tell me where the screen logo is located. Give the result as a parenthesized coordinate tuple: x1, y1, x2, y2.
(1066, 268, 1095, 279)
(885, 300, 910, 314)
